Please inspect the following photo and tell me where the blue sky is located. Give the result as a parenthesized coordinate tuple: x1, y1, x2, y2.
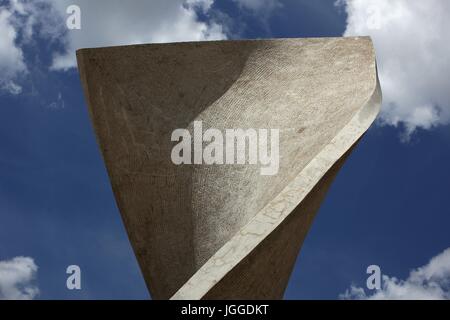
(1, 0, 450, 300)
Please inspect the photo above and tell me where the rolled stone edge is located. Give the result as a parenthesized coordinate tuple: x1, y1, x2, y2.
(171, 61, 382, 300)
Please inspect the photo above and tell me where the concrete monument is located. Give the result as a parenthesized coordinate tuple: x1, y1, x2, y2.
(76, 37, 381, 299)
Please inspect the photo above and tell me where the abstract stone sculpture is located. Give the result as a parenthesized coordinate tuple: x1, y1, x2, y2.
(76, 37, 381, 299)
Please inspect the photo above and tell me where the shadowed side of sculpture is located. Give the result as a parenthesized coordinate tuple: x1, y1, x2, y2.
(77, 41, 258, 299)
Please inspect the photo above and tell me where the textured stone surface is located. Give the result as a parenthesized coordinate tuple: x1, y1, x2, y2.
(76, 37, 381, 299)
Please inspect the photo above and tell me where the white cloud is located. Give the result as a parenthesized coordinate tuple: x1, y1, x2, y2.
(0, 5, 26, 94)
(0, 256, 39, 300)
(48, 0, 227, 70)
(337, 0, 450, 138)
(340, 248, 450, 300)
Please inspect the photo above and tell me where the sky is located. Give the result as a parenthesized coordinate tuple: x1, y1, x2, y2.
(0, 0, 450, 300)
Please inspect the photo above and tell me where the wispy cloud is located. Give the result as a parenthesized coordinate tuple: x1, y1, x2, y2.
(0, 0, 65, 95)
(0, 256, 39, 300)
(0, 3, 27, 94)
(337, 0, 450, 140)
(340, 248, 450, 300)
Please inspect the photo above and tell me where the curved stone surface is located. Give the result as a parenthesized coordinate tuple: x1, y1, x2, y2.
(76, 37, 381, 300)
